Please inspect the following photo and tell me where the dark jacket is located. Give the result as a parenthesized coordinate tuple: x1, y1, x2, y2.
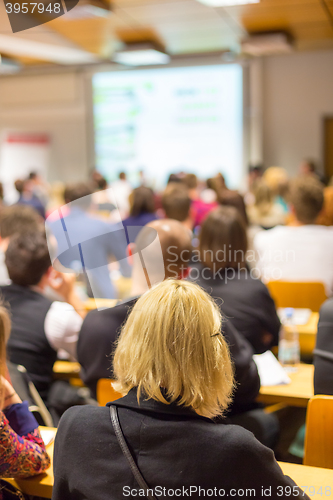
(77, 298, 260, 414)
(53, 390, 309, 500)
(1, 284, 56, 400)
(189, 266, 281, 354)
(314, 298, 333, 395)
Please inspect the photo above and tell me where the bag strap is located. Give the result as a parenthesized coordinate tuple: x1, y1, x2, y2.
(110, 405, 157, 500)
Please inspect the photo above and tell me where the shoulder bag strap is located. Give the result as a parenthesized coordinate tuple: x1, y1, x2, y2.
(110, 405, 157, 500)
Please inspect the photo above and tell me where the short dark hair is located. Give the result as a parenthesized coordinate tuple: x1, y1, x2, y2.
(64, 182, 93, 210)
(200, 206, 248, 272)
(5, 231, 51, 286)
(129, 187, 155, 217)
(290, 177, 324, 224)
(0, 205, 41, 239)
(162, 186, 191, 222)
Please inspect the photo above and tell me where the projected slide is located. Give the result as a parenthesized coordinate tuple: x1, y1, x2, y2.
(93, 64, 243, 188)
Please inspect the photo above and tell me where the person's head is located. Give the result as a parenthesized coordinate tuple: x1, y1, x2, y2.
(14, 179, 25, 195)
(0, 303, 11, 408)
(129, 187, 155, 217)
(130, 219, 192, 295)
(0, 205, 42, 250)
(299, 158, 317, 176)
(253, 180, 273, 215)
(64, 182, 93, 211)
(119, 172, 126, 181)
(200, 206, 247, 272)
(5, 230, 51, 287)
(183, 173, 198, 190)
(113, 279, 234, 419)
(162, 185, 191, 223)
(290, 177, 324, 224)
(263, 167, 288, 197)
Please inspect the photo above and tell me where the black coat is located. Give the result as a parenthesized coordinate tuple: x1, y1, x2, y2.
(53, 390, 309, 500)
(77, 298, 260, 414)
(188, 266, 281, 354)
(314, 298, 333, 395)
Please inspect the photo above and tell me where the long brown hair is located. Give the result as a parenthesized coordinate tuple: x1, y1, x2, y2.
(0, 303, 11, 408)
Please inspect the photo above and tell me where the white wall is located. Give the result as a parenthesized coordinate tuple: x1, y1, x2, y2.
(262, 49, 333, 176)
(1, 50, 333, 186)
(0, 71, 90, 183)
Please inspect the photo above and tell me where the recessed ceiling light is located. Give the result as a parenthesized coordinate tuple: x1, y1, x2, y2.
(196, 0, 259, 7)
(113, 48, 170, 66)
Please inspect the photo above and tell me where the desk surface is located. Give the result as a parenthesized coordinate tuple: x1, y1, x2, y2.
(6, 442, 333, 500)
(257, 363, 314, 407)
(84, 298, 117, 311)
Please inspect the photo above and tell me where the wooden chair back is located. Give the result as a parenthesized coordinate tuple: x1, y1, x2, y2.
(267, 281, 327, 312)
(96, 378, 122, 406)
(304, 395, 333, 469)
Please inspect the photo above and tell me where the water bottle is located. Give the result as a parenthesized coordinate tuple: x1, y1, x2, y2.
(278, 308, 300, 371)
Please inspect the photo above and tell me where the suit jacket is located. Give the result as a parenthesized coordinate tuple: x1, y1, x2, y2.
(77, 297, 260, 414)
(189, 266, 281, 354)
(314, 298, 333, 395)
(53, 389, 309, 500)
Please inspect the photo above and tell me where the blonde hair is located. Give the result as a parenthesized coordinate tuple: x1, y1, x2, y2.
(0, 304, 11, 408)
(113, 280, 234, 419)
(254, 180, 273, 215)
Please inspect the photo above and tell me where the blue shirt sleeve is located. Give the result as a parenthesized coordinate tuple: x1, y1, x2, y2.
(3, 401, 39, 436)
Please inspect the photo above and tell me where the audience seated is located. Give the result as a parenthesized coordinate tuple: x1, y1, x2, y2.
(190, 206, 281, 354)
(0, 205, 42, 285)
(0, 302, 50, 486)
(54, 280, 307, 500)
(77, 219, 279, 446)
(254, 177, 333, 295)
(208, 174, 248, 225)
(122, 186, 158, 243)
(262, 167, 289, 214)
(47, 182, 131, 299)
(91, 175, 116, 212)
(110, 172, 132, 217)
(14, 178, 46, 219)
(314, 297, 333, 395)
(247, 180, 286, 229)
(2, 230, 85, 409)
(184, 173, 218, 227)
(161, 184, 193, 230)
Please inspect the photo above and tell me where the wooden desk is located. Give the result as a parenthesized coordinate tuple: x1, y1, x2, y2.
(257, 364, 314, 407)
(279, 462, 333, 499)
(84, 298, 117, 311)
(53, 360, 81, 380)
(6, 431, 333, 500)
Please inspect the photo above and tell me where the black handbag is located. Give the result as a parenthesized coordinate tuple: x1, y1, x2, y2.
(110, 405, 157, 500)
(0, 480, 27, 500)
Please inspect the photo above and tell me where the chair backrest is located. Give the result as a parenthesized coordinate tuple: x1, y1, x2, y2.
(267, 281, 327, 312)
(96, 379, 122, 406)
(8, 362, 54, 427)
(304, 395, 333, 469)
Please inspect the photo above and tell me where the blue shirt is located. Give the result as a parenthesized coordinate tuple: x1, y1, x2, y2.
(47, 208, 131, 299)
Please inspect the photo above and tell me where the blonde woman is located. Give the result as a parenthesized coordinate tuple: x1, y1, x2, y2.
(53, 280, 308, 500)
(247, 181, 286, 229)
(0, 304, 50, 490)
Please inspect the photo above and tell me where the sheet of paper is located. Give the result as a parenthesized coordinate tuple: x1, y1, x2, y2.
(253, 350, 291, 386)
(277, 308, 312, 326)
(40, 429, 56, 447)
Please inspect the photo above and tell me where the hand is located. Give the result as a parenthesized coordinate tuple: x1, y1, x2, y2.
(0, 376, 21, 410)
(47, 269, 76, 302)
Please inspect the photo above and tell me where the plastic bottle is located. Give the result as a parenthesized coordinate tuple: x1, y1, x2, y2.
(278, 307, 300, 371)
